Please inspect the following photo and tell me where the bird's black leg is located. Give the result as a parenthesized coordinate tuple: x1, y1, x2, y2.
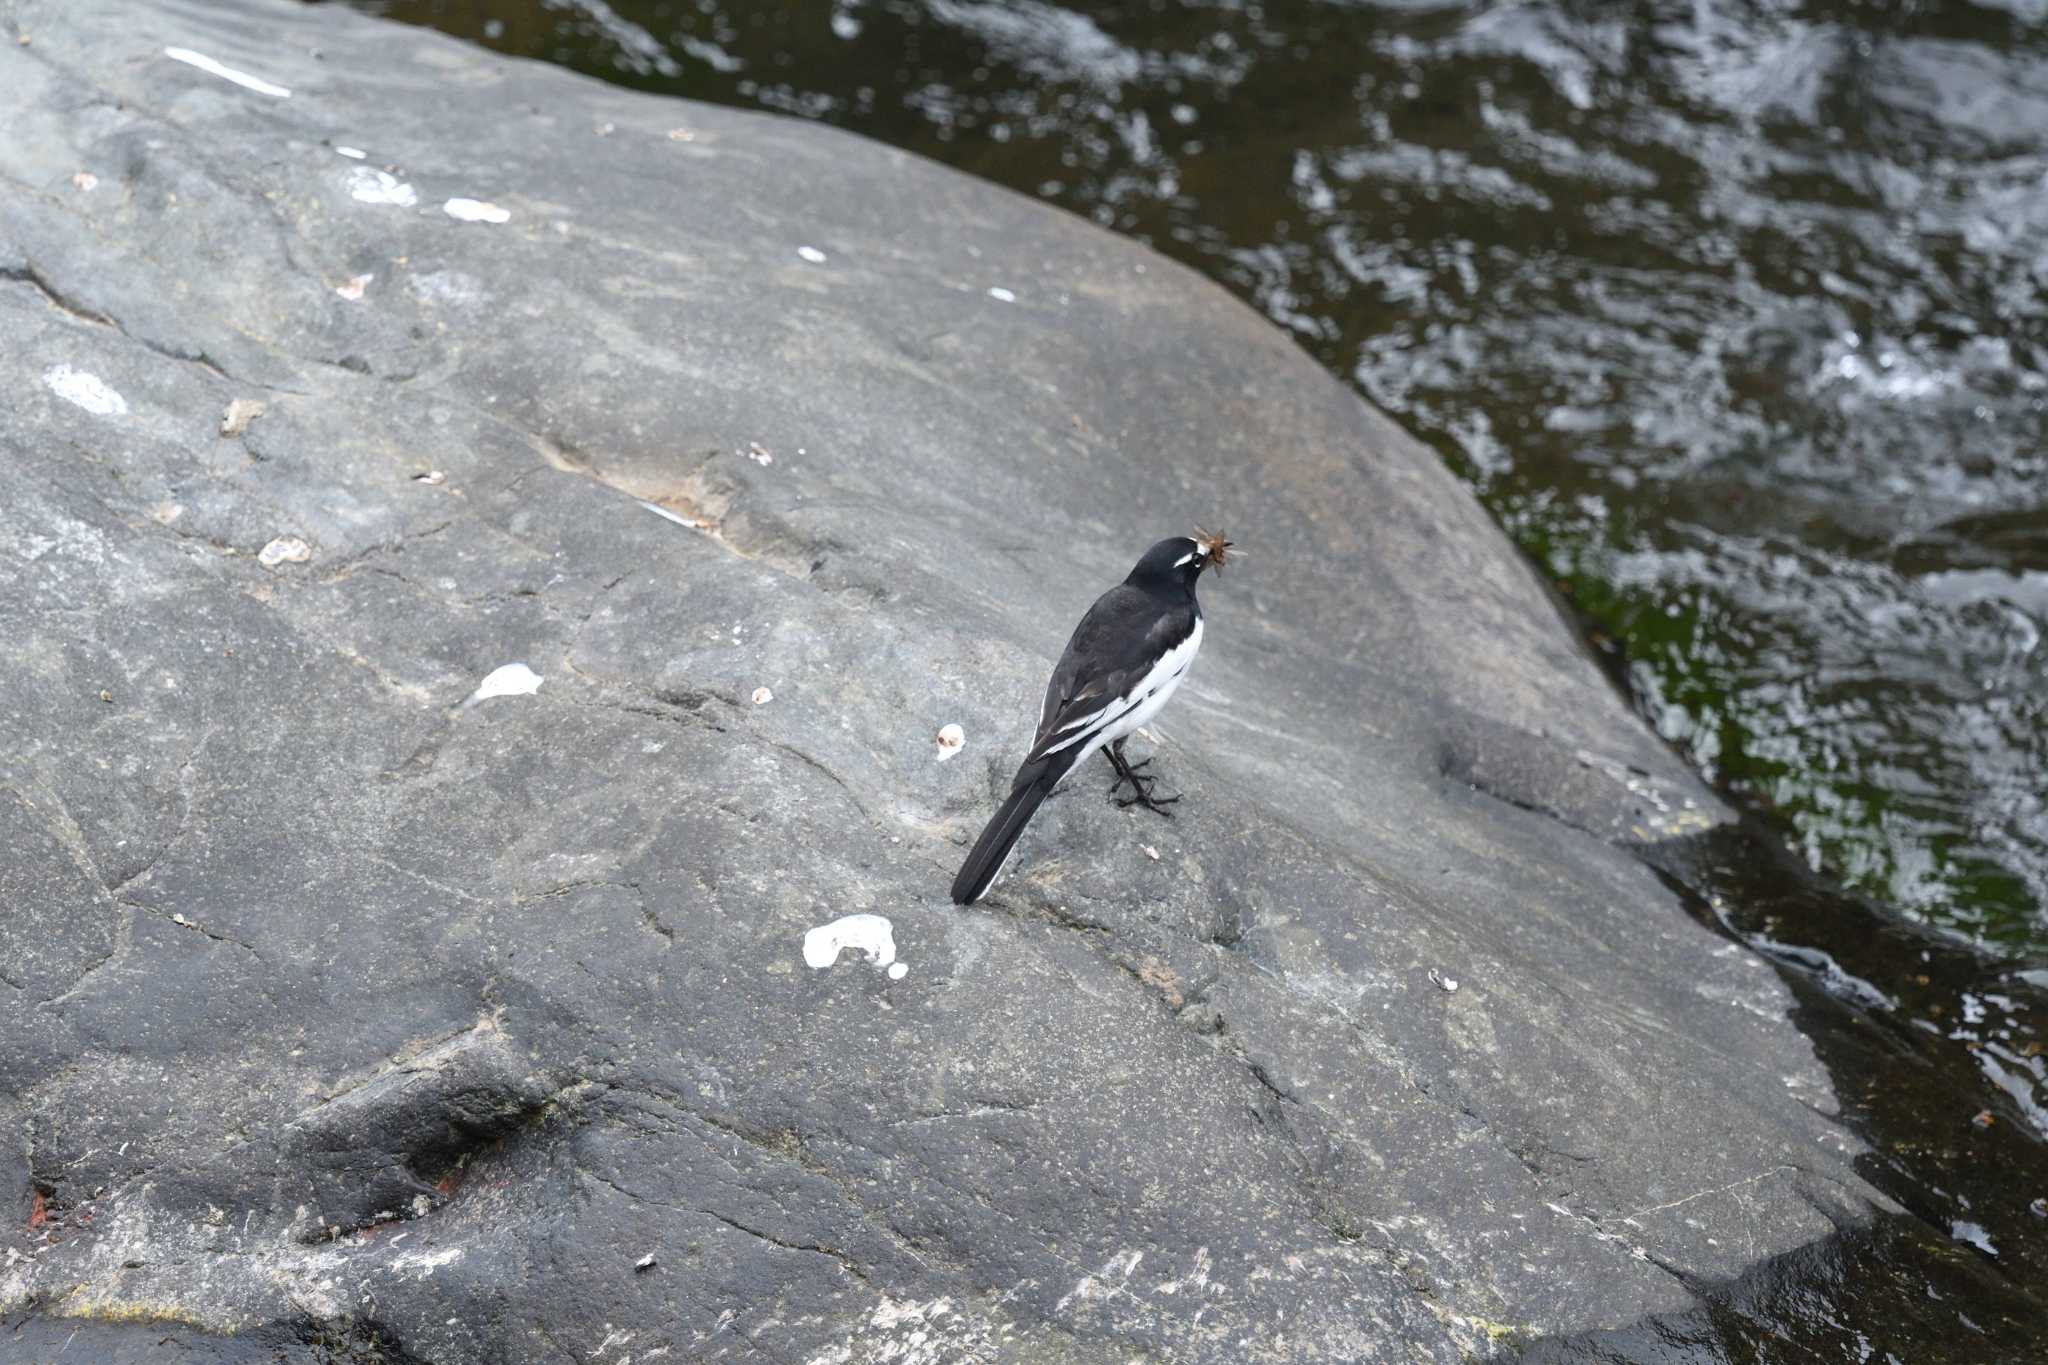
(1104, 739, 1142, 794)
(1105, 739, 1180, 816)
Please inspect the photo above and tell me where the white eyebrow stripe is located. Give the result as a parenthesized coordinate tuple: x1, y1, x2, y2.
(1174, 553, 1196, 567)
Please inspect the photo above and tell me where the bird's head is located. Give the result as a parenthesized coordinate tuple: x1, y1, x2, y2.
(1129, 528, 1234, 589)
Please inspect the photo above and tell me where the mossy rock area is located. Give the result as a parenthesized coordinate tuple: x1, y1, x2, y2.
(2, 1, 1890, 1359)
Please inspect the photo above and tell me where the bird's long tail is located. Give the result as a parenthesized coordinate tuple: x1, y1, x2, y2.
(951, 752, 1075, 905)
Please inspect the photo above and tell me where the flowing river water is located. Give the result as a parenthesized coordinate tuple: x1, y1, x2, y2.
(333, 0, 2048, 1356)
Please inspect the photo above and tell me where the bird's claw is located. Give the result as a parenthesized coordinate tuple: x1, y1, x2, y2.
(1107, 767, 1153, 801)
(1113, 784, 1181, 817)
(1107, 746, 1180, 816)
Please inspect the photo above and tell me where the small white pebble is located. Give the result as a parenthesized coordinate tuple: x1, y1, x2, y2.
(335, 273, 373, 301)
(257, 536, 312, 568)
(596, 122, 616, 136)
(634, 1253, 656, 1271)
(412, 470, 446, 485)
(334, 146, 367, 160)
(744, 442, 774, 466)
(1143, 845, 1160, 862)
(752, 687, 773, 706)
(443, 197, 511, 224)
(219, 398, 266, 437)
(1428, 968, 1460, 993)
(72, 171, 98, 192)
(796, 245, 827, 264)
(667, 127, 696, 142)
(987, 286, 1016, 303)
(888, 962, 909, 981)
(935, 723, 965, 760)
(171, 913, 190, 926)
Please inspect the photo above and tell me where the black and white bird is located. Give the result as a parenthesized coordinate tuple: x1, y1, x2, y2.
(951, 530, 1231, 906)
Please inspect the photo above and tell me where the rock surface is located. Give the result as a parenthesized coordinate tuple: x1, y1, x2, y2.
(0, 1, 1890, 1359)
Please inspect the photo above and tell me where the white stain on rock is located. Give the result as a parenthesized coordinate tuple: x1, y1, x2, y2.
(443, 198, 511, 224)
(1055, 1250, 1144, 1314)
(1157, 1245, 1214, 1296)
(805, 1295, 1013, 1365)
(390, 1245, 462, 1278)
(407, 270, 489, 308)
(468, 662, 543, 704)
(872, 1296, 952, 1330)
(638, 500, 710, 530)
(43, 364, 127, 416)
(163, 46, 291, 98)
(802, 913, 897, 972)
(348, 167, 417, 207)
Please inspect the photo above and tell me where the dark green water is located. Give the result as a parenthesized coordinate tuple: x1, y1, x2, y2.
(328, 0, 2048, 1356)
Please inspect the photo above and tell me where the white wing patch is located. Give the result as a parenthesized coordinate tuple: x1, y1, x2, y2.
(1030, 615, 1204, 769)
(1042, 697, 1135, 755)
(1057, 703, 1113, 734)
(1100, 616, 1203, 744)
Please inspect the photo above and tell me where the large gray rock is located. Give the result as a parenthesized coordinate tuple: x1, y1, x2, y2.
(0, 1, 1889, 1359)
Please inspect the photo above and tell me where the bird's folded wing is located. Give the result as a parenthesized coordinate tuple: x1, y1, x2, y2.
(1027, 605, 1196, 764)
(1027, 684, 1135, 763)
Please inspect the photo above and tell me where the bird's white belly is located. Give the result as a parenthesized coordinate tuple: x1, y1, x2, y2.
(1101, 615, 1201, 745)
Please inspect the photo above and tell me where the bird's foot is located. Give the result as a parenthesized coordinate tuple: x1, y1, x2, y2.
(1114, 749, 1163, 789)
(1114, 782, 1181, 817)
(1106, 747, 1178, 815)
(1105, 756, 1155, 801)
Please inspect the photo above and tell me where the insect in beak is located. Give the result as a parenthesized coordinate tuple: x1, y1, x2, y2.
(1193, 526, 1235, 571)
